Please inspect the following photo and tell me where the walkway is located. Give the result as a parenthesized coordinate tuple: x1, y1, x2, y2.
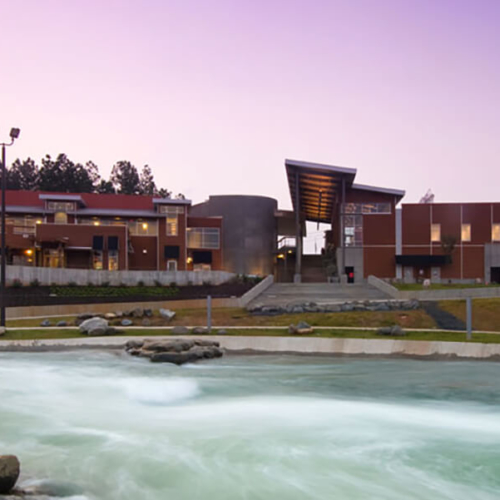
(249, 283, 389, 307)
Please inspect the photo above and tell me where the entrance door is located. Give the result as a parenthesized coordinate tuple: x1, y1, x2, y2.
(491, 267, 500, 284)
(345, 266, 355, 284)
(43, 249, 63, 268)
(403, 266, 414, 283)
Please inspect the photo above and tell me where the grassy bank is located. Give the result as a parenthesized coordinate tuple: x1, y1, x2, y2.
(438, 298, 500, 332)
(394, 283, 500, 291)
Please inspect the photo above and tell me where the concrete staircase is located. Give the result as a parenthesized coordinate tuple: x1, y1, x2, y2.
(301, 255, 327, 283)
(250, 282, 390, 308)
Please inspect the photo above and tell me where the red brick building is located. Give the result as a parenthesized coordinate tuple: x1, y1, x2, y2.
(1, 191, 223, 272)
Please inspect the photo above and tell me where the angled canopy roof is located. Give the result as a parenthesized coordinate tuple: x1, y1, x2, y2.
(285, 159, 357, 223)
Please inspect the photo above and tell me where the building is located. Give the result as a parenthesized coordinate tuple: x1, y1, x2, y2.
(1, 191, 223, 272)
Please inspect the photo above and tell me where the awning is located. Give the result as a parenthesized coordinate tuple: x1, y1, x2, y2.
(285, 159, 356, 223)
(395, 255, 451, 266)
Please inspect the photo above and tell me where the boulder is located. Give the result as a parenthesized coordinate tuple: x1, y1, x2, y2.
(159, 308, 176, 321)
(121, 319, 133, 327)
(56, 320, 68, 327)
(289, 321, 314, 335)
(40, 319, 51, 327)
(171, 326, 190, 335)
(104, 312, 117, 320)
(374, 302, 390, 311)
(376, 325, 406, 336)
(217, 329, 228, 335)
(191, 327, 209, 335)
(0, 327, 5, 336)
(79, 317, 109, 336)
(114, 311, 124, 318)
(0, 455, 20, 494)
(77, 312, 95, 321)
(144, 308, 153, 317)
(142, 318, 151, 327)
(131, 307, 144, 318)
(125, 339, 144, 350)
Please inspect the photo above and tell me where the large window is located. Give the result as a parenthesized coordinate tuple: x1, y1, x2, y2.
(431, 223, 441, 242)
(54, 212, 68, 224)
(166, 216, 178, 236)
(5, 216, 38, 234)
(461, 223, 471, 242)
(343, 215, 363, 247)
(93, 251, 103, 270)
(108, 251, 119, 271)
(343, 203, 391, 215)
(493, 224, 500, 242)
(47, 201, 76, 212)
(159, 205, 184, 215)
(128, 220, 158, 236)
(187, 228, 220, 249)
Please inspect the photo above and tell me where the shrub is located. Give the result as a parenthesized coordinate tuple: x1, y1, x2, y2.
(29, 278, 41, 287)
(154, 279, 162, 287)
(169, 282, 176, 287)
(137, 280, 145, 287)
(101, 281, 110, 287)
(10, 279, 23, 288)
(68, 281, 77, 287)
(202, 280, 212, 287)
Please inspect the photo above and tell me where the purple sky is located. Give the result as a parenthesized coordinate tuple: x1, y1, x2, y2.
(3, 0, 500, 211)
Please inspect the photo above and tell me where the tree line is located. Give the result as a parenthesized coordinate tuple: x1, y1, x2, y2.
(4, 154, 183, 198)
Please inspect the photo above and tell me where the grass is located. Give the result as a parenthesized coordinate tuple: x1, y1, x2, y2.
(2, 327, 500, 344)
(394, 283, 500, 291)
(7, 307, 436, 330)
(438, 298, 500, 332)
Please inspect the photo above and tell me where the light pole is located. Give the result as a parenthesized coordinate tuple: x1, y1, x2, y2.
(1, 127, 21, 327)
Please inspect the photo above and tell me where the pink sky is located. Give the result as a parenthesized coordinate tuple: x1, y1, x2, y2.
(2, 0, 500, 211)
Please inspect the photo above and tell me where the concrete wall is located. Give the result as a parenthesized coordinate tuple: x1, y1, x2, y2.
(2, 335, 500, 360)
(238, 275, 274, 307)
(485, 243, 500, 283)
(190, 195, 278, 276)
(6, 265, 235, 287)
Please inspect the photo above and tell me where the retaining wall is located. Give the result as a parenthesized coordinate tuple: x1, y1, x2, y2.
(6, 265, 235, 287)
(238, 275, 274, 307)
(1, 335, 500, 360)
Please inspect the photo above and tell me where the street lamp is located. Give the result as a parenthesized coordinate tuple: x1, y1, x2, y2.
(1, 128, 21, 327)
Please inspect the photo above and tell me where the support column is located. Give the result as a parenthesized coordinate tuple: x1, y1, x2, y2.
(294, 169, 302, 283)
(340, 177, 346, 283)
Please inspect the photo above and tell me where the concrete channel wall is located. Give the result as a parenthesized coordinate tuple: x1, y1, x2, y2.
(1, 335, 500, 360)
(368, 275, 500, 300)
(6, 265, 235, 287)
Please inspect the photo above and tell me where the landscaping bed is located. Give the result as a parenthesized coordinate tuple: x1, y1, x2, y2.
(4, 283, 254, 307)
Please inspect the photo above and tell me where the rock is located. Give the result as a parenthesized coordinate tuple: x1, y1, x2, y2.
(0, 327, 5, 336)
(291, 306, 305, 313)
(104, 312, 117, 320)
(132, 307, 144, 318)
(374, 302, 390, 311)
(423, 279, 431, 288)
(341, 303, 355, 312)
(77, 312, 95, 321)
(191, 327, 209, 335)
(125, 339, 144, 350)
(0, 455, 20, 494)
(40, 319, 51, 327)
(325, 304, 342, 313)
(376, 325, 406, 336)
(142, 318, 151, 327)
(121, 319, 133, 327)
(79, 317, 109, 336)
(159, 308, 176, 321)
(56, 320, 68, 327)
(114, 311, 124, 318)
(144, 308, 153, 317)
(171, 326, 190, 335)
(289, 321, 314, 335)
(217, 329, 228, 335)
(376, 326, 393, 335)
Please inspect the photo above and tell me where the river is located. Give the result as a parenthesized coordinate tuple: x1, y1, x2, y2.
(1, 351, 499, 499)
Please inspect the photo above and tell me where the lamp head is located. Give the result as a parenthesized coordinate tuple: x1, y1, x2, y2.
(9, 128, 20, 140)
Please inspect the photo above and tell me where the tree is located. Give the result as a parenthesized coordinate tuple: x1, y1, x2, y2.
(38, 154, 99, 192)
(96, 179, 116, 194)
(157, 187, 172, 199)
(110, 161, 140, 195)
(7, 158, 39, 190)
(139, 165, 156, 195)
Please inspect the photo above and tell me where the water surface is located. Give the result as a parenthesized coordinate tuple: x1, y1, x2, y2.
(0, 352, 499, 499)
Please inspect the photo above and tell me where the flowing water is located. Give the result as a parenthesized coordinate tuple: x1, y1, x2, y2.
(1, 351, 500, 499)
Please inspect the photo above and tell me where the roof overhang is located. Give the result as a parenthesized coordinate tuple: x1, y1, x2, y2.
(285, 159, 357, 223)
(153, 198, 191, 205)
(352, 183, 405, 202)
(395, 254, 451, 266)
(39, 194, 86, 207)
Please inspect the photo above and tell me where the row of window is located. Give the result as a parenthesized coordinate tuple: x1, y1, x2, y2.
(431, 223, 500, 243)
(45, 201, 186, 215)
(342, 203, 392, 215)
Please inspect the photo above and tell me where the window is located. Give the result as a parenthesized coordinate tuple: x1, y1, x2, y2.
(342, 203, 391, 214)
(493, 224, 500, 242)
(343, 215, 363, 247)
(47, 201, 76, 212)
(54, 212, 68, 224)
(461, 224, 471, 242)
(93, 251, 103, 270)
(167, 260, 177, 271)
(187, 228, 220, 249)
(128, 220, 158, 236)
(159, 205, 184, 215)
(431, 224, 441, 242)
(166, 215, 178, 236)
(108, 251, 119, 271)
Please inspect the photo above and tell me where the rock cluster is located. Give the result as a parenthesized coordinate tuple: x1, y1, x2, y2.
(376, 325, 406, 336)
(288, 321, 314, 334)
(125, 339, 224, 365)
(0, 455, 20, 494)
(249, 300, 420, 316)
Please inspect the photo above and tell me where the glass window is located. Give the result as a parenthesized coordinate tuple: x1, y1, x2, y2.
(492, 224, 500, 242)
(187, 228, 220, 249)
(343, 215, 363, 247)
(54, 212, 68, 224)
(461, 224, 471, 242)
(108, 250, 119, 271)
(167, 260, 177, 271)
(166, 215, 178, 236)
(128, 220, 158, 236)
(93, 251, 103, 270)
(431, 223, 441, 242)
(159, 205, 184, 215)
(343, 203, 391, 214)
(47, 201, 76, 212)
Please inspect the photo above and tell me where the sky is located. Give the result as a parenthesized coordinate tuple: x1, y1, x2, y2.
(2, 0, 500, 216)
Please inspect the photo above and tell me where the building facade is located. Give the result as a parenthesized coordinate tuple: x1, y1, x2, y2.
(1, 191, 223, 272)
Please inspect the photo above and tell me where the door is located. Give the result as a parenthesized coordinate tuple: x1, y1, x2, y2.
(403, 266, 414, 283)
(345, 266, 355, 284)
(491, 267, 500, 284)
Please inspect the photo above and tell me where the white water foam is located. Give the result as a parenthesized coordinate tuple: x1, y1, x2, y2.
(121, 377, 200, 405)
